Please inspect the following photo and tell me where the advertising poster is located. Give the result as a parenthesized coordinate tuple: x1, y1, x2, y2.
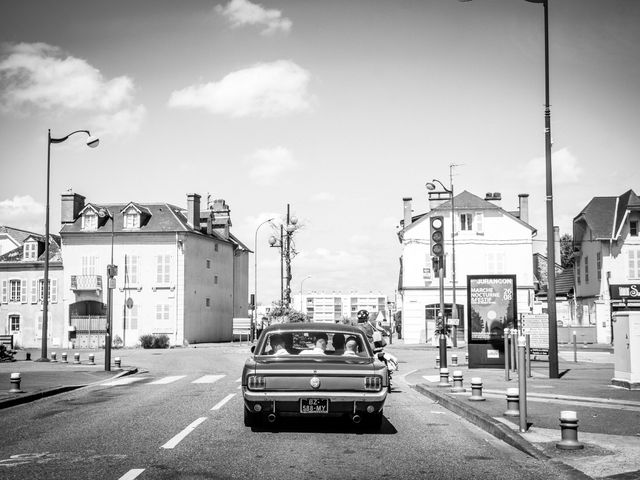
(467, 275, 517, 368)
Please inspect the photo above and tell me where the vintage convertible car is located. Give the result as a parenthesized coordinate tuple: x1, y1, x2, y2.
(242, 322, 389, 429)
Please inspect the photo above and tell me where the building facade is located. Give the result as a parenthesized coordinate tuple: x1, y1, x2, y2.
(573, 189, 640, 344)
(0, 231, 64, 348)
(397, 191, 536, 345)
(59, 192, 249, 348)
(291, 292, 388, 323)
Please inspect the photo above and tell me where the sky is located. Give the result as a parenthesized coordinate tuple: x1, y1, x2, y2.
(1, 0, 639, 306)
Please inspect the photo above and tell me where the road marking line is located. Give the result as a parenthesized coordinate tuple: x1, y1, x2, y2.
(149, 375, 186, 385)
(102, 377, 146, 386)
(422, 375, 441, 383)
(235, 377, 241, 382)
(211, 393, 236, 410)
(118, 469, 145, 480)
(400, 369, 417, 379)
(192, 374, 224, 384)
(161, 417, 207, 449)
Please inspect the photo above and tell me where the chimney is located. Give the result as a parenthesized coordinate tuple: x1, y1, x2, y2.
(554, 226, 561, 267)
(403, 197, 412, 228)
(518, 194, 529, 224)
(61, 192, 85, 224)
(187, 194, 201, 230)
(485, 192, 502, 207)
(211, 199, 231, 239)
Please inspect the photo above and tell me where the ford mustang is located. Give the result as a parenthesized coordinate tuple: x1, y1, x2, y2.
(242, 322, 389, 429)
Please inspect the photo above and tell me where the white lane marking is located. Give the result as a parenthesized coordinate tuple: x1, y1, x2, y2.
(192, 374, 224, 384)
(118, 469, 145, 480)
(211, 393, 236, 411)
(400, 369, 417, 379)
(235, 377, 241, 382)
(102, 377, 146, 386)
(161, 417, 207, 449)
(422, 375, 441, 383)
(148, 375, 186, 385)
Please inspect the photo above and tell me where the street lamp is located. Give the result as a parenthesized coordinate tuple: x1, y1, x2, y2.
(97, 208, 115, 371)
(460, 0, 558, 378)
(269, 204, 300, 309)
(300, 275, 311, 312)
(36, 129, 99, 362)
(253, 218, 274, 341)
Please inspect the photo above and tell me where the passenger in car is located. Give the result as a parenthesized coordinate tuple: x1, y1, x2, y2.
(343, 338, 359, 356)
(330, 333, 345, 354)
(299, 333, 328, 355)
(269, 335, 289, 355)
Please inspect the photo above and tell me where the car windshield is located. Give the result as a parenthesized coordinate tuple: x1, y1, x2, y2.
(257, 329, 371, 357)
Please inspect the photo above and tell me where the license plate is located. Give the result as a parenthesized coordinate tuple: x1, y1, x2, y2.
(300, 398, 329, 413)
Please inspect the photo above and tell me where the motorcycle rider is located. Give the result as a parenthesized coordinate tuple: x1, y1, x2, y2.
(356, 309, 398, 373)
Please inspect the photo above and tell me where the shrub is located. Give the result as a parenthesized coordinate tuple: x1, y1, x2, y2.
(139, 334, 155, 349)
(153, 334, 170, 349)
(112, 335, 123, 349)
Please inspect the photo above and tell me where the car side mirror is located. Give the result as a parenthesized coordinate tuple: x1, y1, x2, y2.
(250, 345, 256, 354)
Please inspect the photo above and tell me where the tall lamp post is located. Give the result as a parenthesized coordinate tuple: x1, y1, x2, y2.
(460, 0, 558, 378)
(36, 129, 99, 362)
(97, 208, 116, 371)
(253, 218, 274, 341)
(300, 275, 311, 312)
(269, 204, 299, 309)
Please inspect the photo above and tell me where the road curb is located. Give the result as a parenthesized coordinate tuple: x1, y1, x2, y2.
(412, 383, 594, 480)
(0, 367, 138, 410)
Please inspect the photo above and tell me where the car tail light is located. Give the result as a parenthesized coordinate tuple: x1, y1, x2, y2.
(247, 375, 266, 390)
(364, 376, 382, 391)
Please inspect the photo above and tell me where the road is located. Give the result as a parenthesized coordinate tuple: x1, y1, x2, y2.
(0, 345, 583, 479)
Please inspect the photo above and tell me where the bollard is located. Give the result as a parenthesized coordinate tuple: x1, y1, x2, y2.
(510, 329, 518, 372)
(9, 373, 24, 393)
(465, 352, 468, 364)
(435, 356, 440, 368)
(25, 352, 31, 361)
(526, 334, 532, 378)
(451, 354, 458, 367)
(73, 353, 81, 364)
(573, 331, 578, 363)
(61, 352, 68, 363)
(504, 329, 511, 382)
(437, 368, 450, 387)
(503, 387, 520, 417)
(450, 370, 466, 393)
(556, 411, 584, 450)
(51, 352, 57, 362)
(114, 357, 121, 368)
(88, 353, 95, 365)
(468, 377, 486, 401)
(517, 335, 528, 432)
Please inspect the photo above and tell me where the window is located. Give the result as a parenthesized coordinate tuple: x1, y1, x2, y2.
(156, 255, 171, 284)
(125, 255, 139, 284)
(214, 243, 219, 252)
(205, 298, 211, 307)
(584, 256, 589, 283)
(37, 279, 57, 303)
(125, 305, 138, 330)
(124, 212, 139, 229)
(214, 275, 219, 285)
(460, 213, 473, 231)
(206, 259, 211, 269)
(9, 315, 20, 332)
(82, 212, 98, 230)
(629, 250, 640, 279)
(486, 252, 505, 274)
(156, 304, 171, 327)
(475, 212, 484, 234)
(81, 256, 98, 275)
(597, 252, 602, 281)
(23, 242, 38, 260)
(576, 261, 581, 285)
(631, 220, 639, 237)
(9, 280, 21, 302)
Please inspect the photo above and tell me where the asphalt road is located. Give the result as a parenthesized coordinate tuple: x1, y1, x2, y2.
(0, 346, 584, 480)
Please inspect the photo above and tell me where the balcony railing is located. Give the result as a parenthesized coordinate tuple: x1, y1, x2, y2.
(70, 275, 103, 291)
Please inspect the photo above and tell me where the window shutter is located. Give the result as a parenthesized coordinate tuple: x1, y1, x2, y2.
(51, 279, 58, 303)
(20, 279, 27, 303)
(475, 212, 484, 233)
(31, 279, 38, 304)
(1, 280, 7, 304)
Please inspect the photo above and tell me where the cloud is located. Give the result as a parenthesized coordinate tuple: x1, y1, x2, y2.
(311, 192, 336, 202)
(248, 146, 297, 185)
(522, 147, 583, 185)
(0, 195, 44, 232)
(92, 104, 147, 137)
(215, 0, 292, 36)
(168, 60, 313, 118)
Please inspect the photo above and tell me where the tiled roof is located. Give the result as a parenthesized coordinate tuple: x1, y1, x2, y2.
(0, 225, 39, 245)
(0, 233, 61, 263)
(574, 189, 640, 240)
(555, 266, 575, 296)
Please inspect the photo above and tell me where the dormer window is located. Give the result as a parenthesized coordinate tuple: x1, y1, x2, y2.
(23, 241, 38, 260)
(124, 211, 140, 229)
(82, 211, 98, 231)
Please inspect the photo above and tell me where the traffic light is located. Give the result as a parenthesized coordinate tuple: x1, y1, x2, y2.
(430, 215, 445, 259)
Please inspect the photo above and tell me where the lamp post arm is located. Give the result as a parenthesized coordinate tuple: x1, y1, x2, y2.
(253, 218, 274, 341)
(49, 130, 92, 144)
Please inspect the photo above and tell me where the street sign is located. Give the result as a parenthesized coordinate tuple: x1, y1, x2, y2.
(126, 297, 134, 309)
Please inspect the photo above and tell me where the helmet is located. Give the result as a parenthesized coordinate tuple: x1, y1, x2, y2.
(356, 309, 370, 322)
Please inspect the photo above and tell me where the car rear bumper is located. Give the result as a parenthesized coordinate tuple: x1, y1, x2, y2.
(243, 389, 387, 414)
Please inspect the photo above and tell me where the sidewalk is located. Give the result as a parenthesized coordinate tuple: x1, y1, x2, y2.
(0, 348, 136, 409)
(387, 341, 640, 480)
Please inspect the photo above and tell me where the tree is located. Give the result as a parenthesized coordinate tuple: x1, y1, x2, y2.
(559, 234, 574, 268)
(267, 301, 309, 323)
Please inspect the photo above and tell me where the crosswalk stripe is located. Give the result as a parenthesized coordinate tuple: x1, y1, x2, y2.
(102, 377, 147, 386)
(192, 374, 224, 384)
(118, 469, 145, 480)
(148, 375, 187, 385)
(161, 417, 207, 449)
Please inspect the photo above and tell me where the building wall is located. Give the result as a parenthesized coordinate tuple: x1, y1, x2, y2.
(291, 293, 387, 323)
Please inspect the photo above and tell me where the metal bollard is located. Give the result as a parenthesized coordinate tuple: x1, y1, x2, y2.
(556, 411, 584, 450)
(451, 354, 458, 367)
(51, 352, 57, 362)
(468, 377, 486, 401)
(435, 355, 440, 368)
(114, 357, 121, 368)
(437, 368, 450, 387)
(61, 352, 68, 363)
(9, 373, 24, 393)
(573, 331, 578, 363)
(504, 329, 510, 382)
(450, 370, 466, 393)
(25, 352, 31, 361)
(504, 387, 520, 417)
(73, 353, 81, 364)
(465, 352, 468, 364)
(88, 353, 95, 365)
